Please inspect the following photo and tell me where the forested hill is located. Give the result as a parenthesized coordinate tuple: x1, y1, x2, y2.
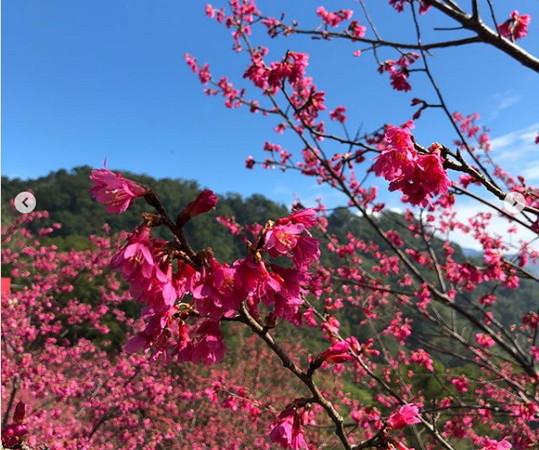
(2, 166, 290, 260)
(1, 166, 453, 261)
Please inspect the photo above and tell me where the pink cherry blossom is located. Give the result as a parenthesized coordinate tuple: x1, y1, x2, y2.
(498, 11, 531, 41)
(387, 404, 421, 429)
(178, 189, 218, 224)
(236, 258, 283, 302)
(316, 6, 353, 28)
(372, 126, 416, 179)
(373, 126, 450, 206)
(379, 53, 419, 92)
(178, 320, 227, 365)
(89, 168, 149, 213)
(349, 21, 366, 39)
(476, 333, 496, 347)
(329, 106, 347, 123)
(382, 313, 412, 344)
(192, 258, 244, 321)
(479, 437, 512, 450)
(451, 376, 469, 393)
(410, 348, 434, 371)
(270, 265, 309, 323)
(264, 209, 320, 269)
(276, 208, 318, 228)
(317, 339, 353, 364)
(389, 0, 430, 14)
(110, 226, 156, 284)
(269, 408, 308, 449)
(124, 305, 176, 356)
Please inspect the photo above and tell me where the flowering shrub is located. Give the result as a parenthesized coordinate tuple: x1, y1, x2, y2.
(1, 213, 324, 449)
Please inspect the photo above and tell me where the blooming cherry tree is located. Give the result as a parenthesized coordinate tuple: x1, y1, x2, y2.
(3, 1, 539, 449)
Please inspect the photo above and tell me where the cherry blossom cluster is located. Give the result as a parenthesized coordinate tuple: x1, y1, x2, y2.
(87, 168, 454, 449)
(185, 53, 244, 108)
(206, 0, 259, 51)
(378, 53, 419, 92)
(310, 202, 538, 446)
(372, 125, 451, 206)
(243, 49, 309, 96)
(451, 111, 539, 216)
(389, 0, 431, 15)
(1, 213, 327, 449)
(316, 7, 353, 28)
(89, 169, 320, 366)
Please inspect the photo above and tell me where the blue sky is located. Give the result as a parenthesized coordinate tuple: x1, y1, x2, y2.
(3, 0, 539, 212)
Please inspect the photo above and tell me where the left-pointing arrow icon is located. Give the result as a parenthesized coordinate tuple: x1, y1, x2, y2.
(14, 192, 36, 214)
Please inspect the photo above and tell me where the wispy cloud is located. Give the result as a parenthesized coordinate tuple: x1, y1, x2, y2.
(270, 182, 345, 209)
(521, 162, 539, 181)
(444, 123, 539, 249)
(488, 91, 522, 121)
(490, 122, 539, 174)
(436, 200, 537, 252)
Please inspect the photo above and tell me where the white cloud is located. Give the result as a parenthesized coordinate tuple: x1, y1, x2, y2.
(488, 92, 522, 121)
(436, 200, 537, 252)
(521, 162, 539, 181)
(270, 181, 346, 209)
(490, 122, 539, 164)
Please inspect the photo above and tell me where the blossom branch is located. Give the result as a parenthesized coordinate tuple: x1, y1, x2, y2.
(423, 0, 539, 71)
(237, 303, 353, 450)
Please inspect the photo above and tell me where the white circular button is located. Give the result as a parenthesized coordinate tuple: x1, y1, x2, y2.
(503, 192, 525, 215)
(14, 192, 37, 214)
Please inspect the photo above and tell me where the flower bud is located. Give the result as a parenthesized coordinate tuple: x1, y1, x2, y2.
(177, 190, 218, 226)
